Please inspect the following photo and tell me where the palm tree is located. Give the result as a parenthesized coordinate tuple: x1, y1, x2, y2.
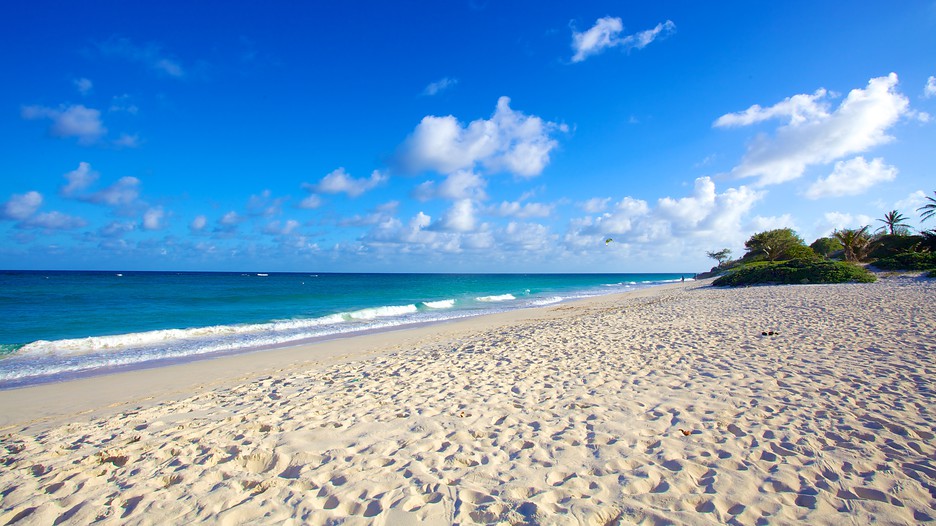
(876, 210, 909, 235)
(833, 226, 873, 262)
(919, 191, 936, 223)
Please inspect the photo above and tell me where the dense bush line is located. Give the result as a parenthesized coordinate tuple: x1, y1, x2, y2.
(712, 259, 877, 287)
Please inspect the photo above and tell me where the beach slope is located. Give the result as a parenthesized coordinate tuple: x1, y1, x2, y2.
(1, 277, 934, 525)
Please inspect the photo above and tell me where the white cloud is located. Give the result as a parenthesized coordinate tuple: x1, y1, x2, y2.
(263, 219, 300, 235)
(414, 170, 487, 201)
(925, 76, 936, 98)
(805, 156, 897, 199)
(570, 17, 675, 63)
(142, 207, 165, 230)
(97, 37, 185, 78)
(220, 211, 241, 226)
(314, 168, 388, 197)
(714, 89, 830, 127)
(567, 177, 763, 253)
(20, 211, 87, 230)
(400, 96, 563, 178)
(438, 199, 477, 232)
(489, 200, 554, 219)
(114, 133, 140, 148)
(22, 104, 107, 145)
(247, 190, 286, 217)
(190, 215, 207, 231)
(1, 191, 43, 220)
(62, 162, 99, 196)
(746, 214, 797, 233)
(579, 197, 611, 213)
(894, 190, 927, 212)
(74, 77, 93, 95)
(817, 211, 875, 236)
(423, 77, 458, 96)
(99, 221, 136, 238)
(109, 94, 139, 114)
(87, 176, 141, 206)
(299, 194, 323, 209)
(719, 73, 912, 186)
(655, 177, 763, 236)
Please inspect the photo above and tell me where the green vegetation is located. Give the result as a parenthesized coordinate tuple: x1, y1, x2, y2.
(706, 190, 936, 283)
(876, 210, 910, 235)
(742, 228, 808, 262)
(809, 237, 840, 258)
(713, 259, 876, 286)
(873, 252, 936, 271)
(833, 226, 873, 262)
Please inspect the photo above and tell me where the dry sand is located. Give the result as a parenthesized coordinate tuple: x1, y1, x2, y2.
(1, 276, 934, 525)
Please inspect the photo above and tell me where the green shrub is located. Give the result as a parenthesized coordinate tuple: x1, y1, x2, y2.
(873, 252, 936, 271)
(868, 234, 924, 259)
(810, 237, 841, 258)
(713, 259, 877, 287)
(927, 269, 936, 278)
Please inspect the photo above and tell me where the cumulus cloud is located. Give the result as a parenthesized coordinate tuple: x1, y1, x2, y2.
(113, 133, 141, 148)
(99, 221, 136, 238)
(219, 211, 241, 226)
(263, 219, 300, 236)
(925, 76, 936, 98)
(247, 190, 287, 217)
(61, 162, 99, 197)
(22, 104, 107, 145)
(805, 157, 897, 199)
(579, 197, 611, 213)
(19, 211, 87, 230)
(717, 73, 912, 186)
(413, 170, 487, 201)
(714, 89, 830, 128)
(299, 194, 323, 209)
(96, 37, 185, 78)
(423, 77, 458, 96)
(894, 190, 928, 212)
(399, 96, 564, 178)
(570, 17, 675, 63)
(142, 207, 165, 230)
(86, 176, 141, 207)
(817, 211, 875, 236)
(313, 168, 388, 197)
(567, 177, 763, 251)
(74, 77, 93, 95)
(489, 200, 554, 219)
(1, 191, 43, 220)
(438, 199, 477, 232)
(190, 215, 208, 231)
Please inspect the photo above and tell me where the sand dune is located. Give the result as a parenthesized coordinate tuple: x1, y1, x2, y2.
(1, 276, 934, 525)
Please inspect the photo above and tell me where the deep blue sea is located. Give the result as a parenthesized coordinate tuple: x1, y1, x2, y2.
(0, 271, 692, 388)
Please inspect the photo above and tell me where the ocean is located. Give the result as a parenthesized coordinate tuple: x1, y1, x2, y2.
(0, 271, 692, 388)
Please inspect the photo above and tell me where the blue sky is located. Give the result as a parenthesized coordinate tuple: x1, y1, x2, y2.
(2, 1, 935, 273)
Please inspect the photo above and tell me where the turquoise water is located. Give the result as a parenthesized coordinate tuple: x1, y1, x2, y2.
(0, 271, 692, 387)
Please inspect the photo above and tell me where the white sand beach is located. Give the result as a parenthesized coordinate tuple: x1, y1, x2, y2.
(1, 276, 934, 525)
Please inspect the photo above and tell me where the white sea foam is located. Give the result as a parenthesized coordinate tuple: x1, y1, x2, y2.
(530, 296, 563, 306)
(14, 304, 422, 358)
(476, 294, 516, 302)
(423, 299, 456, 309)
(348, 304, 418, 320)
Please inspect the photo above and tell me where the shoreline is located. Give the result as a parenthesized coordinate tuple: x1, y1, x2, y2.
(1, 275, 933, 525)
(0, 274, 693, 391)
(0, 280, 696, 431)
